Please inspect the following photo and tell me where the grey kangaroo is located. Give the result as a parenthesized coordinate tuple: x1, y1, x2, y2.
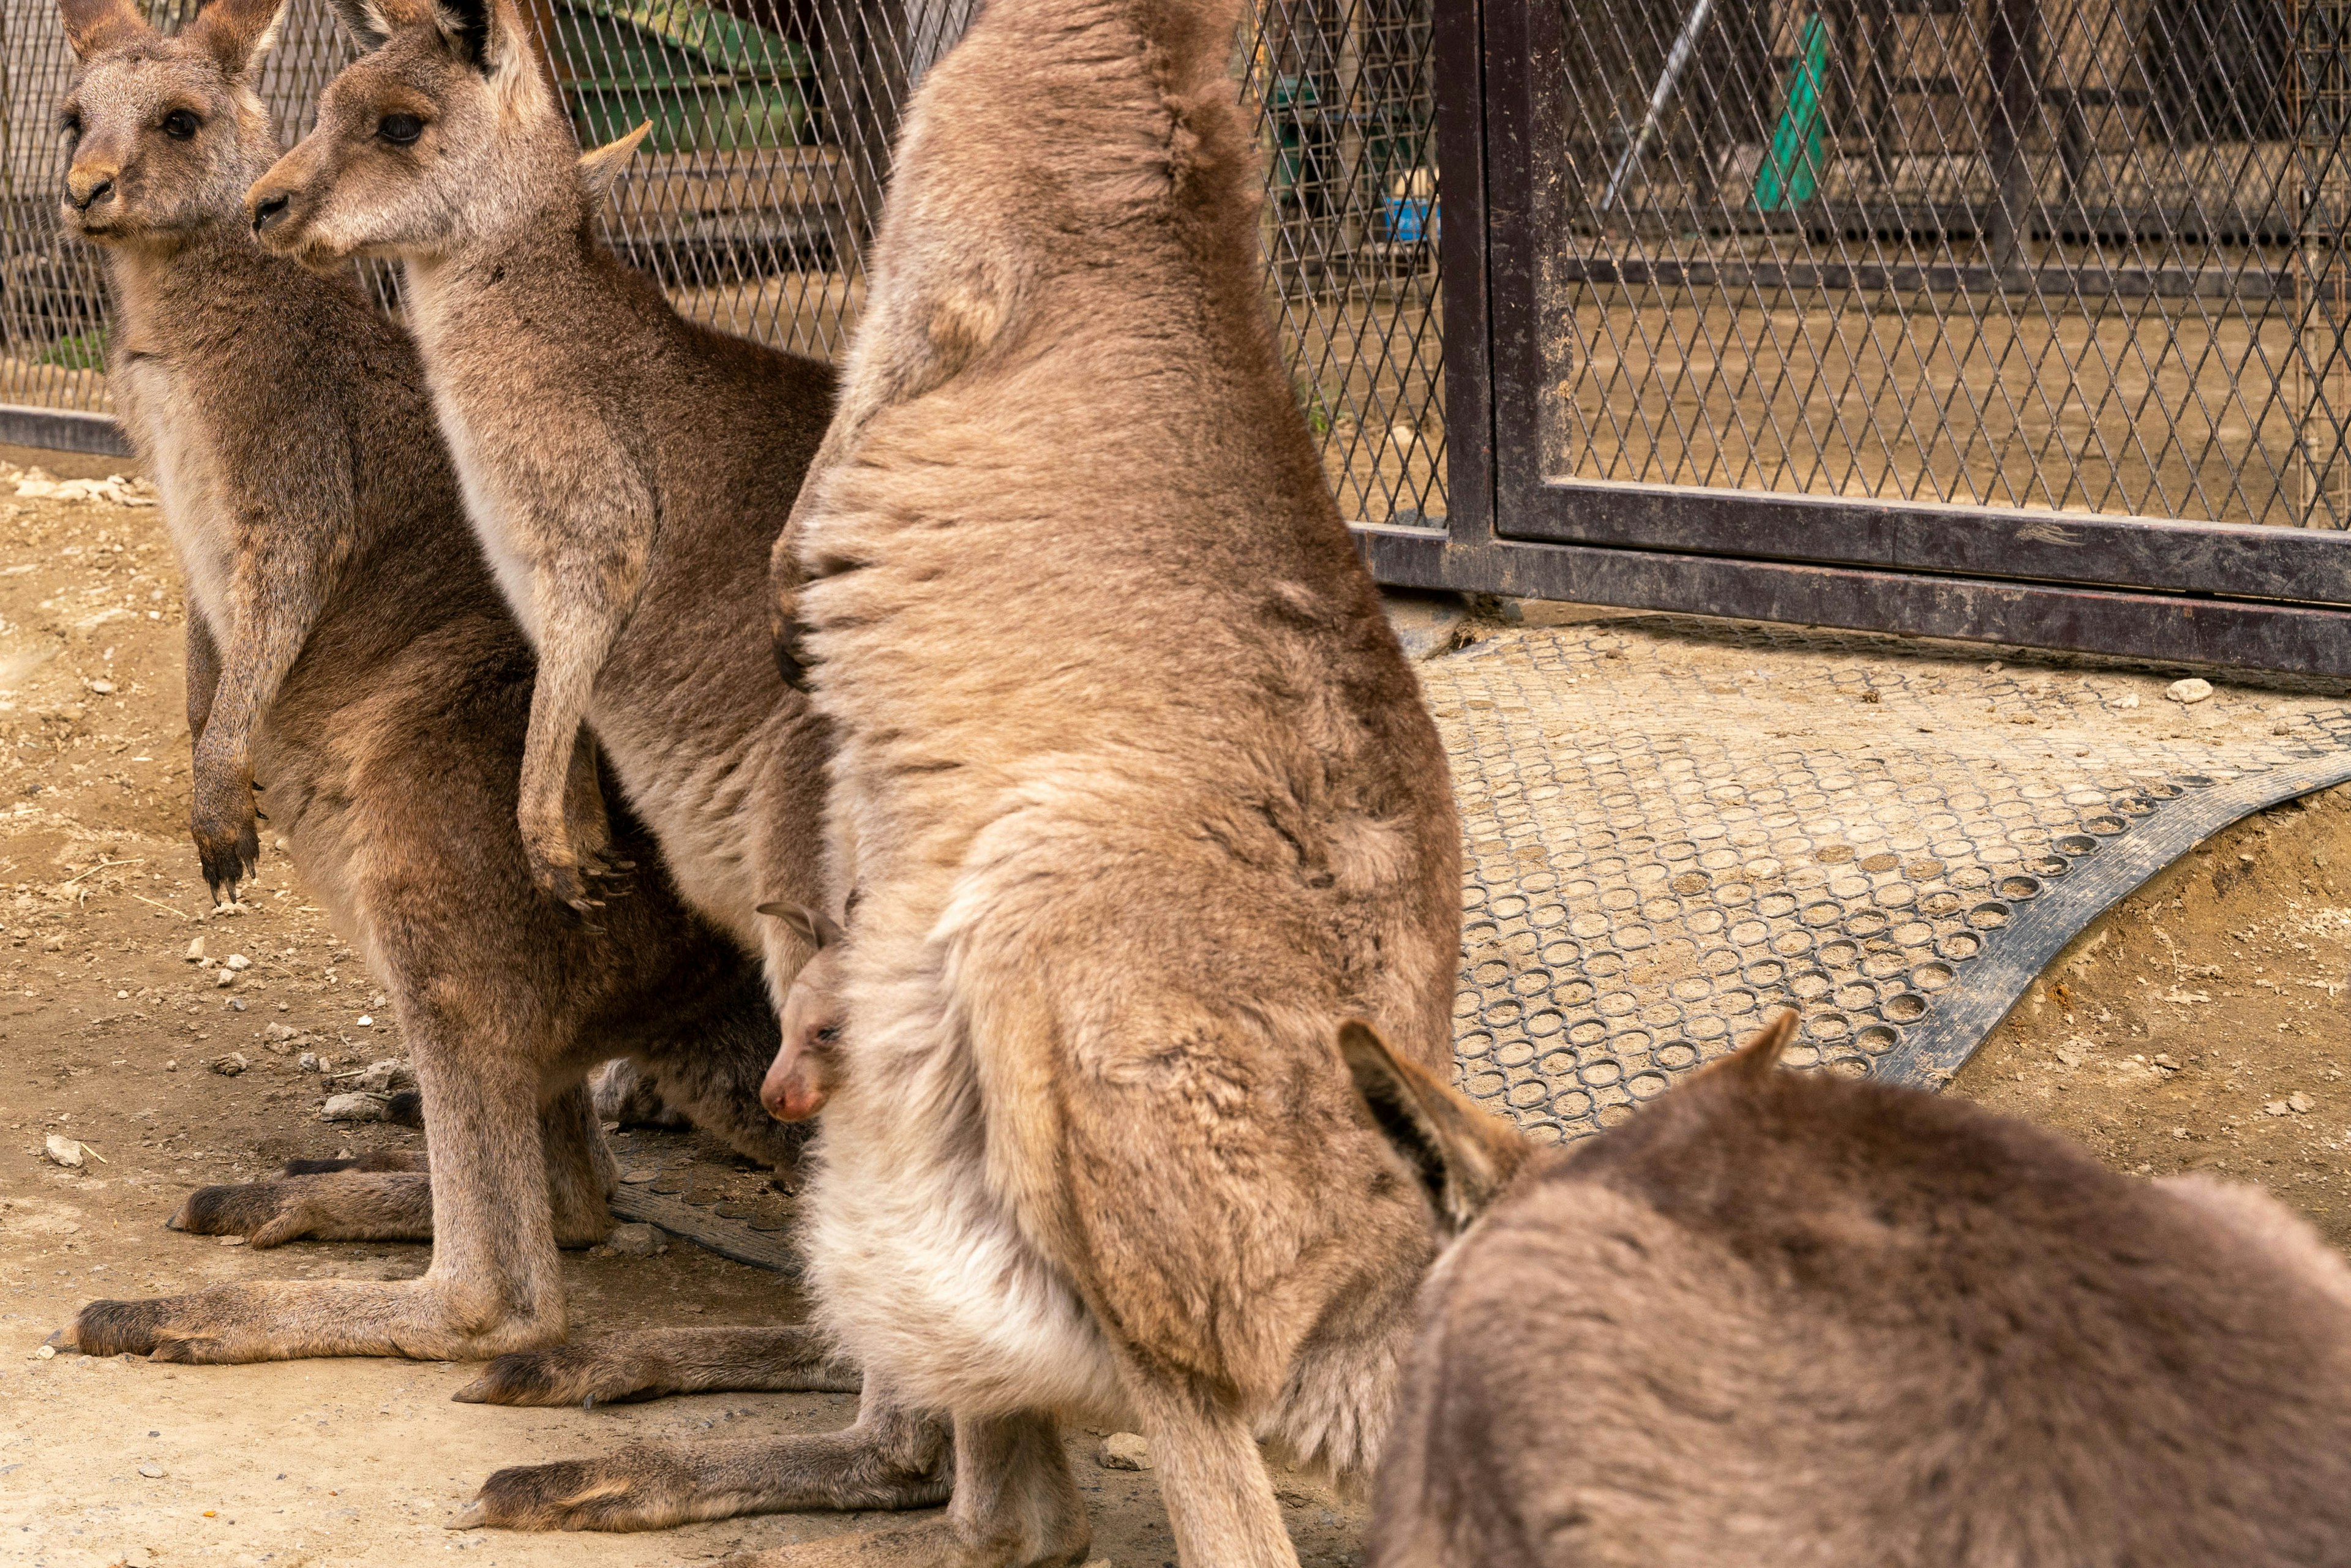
(1348, 1011, 2351, 1568)
(47, 0, 801, 1367)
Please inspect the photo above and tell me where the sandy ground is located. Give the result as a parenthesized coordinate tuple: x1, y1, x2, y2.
(1, 451, 2349, 1564)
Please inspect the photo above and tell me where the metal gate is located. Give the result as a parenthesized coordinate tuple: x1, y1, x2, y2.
(1360, 0, 2351, 676)
(0, 0, 1449, 536)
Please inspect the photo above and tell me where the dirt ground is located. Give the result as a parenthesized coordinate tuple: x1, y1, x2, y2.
(4, 448, 2351, 1564)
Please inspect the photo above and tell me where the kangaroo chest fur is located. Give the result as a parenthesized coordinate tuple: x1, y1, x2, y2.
(113, 353, 236, 636)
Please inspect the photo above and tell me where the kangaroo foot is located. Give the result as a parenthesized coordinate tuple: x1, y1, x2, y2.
(278, 1150, 431, 1176)
(459, 1412, 951, 1531)
(715, 1518, 1092, 1568)
(50, 1277, 560, 1364)
(455, 1326, 859, 1406)
(169, 1171, 433, 1247)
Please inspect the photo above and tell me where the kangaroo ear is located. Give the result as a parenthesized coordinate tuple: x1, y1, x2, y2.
(187, 0, 290, 77)
(756, 902, 844, 950)
(579, 121, 652, 205)
(324, 0, 396, 51)
(58, 0, 149, 59)
(1340, 1020, 1528, 1236)
(435, 0, 536, 91)
(1709, 1008, 1797, 1084)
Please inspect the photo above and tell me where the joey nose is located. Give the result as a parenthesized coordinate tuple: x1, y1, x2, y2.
(250, 192, 291, 234)
(66, 166, 117, 211)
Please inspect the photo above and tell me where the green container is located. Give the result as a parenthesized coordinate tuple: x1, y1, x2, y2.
(552, 0, 814, 154)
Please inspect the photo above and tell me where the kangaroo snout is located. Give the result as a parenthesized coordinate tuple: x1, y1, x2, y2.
(249, 189, 291, 234)
(65, 162, 118, 212)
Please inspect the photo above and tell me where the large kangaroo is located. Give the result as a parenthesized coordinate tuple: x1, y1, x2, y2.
(45, 0, 801, 1367)
(1348, 1013, 2351, 1567)
(753, 0, 1464, 1558)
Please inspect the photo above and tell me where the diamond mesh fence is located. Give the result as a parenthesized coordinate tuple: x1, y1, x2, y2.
(0, 0, 1444, 525)
(1542, 0, 2351, 529)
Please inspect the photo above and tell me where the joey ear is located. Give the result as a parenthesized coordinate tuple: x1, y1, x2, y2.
(1340, 1020, 1528, 1235)
(188, 0, 290, 78)
(579, 120, 651, 205)
(58, 0, 148, 60)
(324, 0, 396, 51)
(756, 902, 845, 949)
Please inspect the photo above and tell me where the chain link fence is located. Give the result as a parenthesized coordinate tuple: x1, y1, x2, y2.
(0, 0, 1444, 525)
(1540, 0, 2350, 530)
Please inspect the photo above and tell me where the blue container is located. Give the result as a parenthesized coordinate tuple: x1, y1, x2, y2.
(1384, 195, 1438, 246)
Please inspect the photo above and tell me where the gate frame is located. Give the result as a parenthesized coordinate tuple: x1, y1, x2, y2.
(1354, 0, 2351, 678)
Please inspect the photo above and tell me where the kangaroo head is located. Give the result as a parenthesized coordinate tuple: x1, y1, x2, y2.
(245, 0, 594, 267)
(55, 0, 288, 252)
(757, 901, 847, 1122)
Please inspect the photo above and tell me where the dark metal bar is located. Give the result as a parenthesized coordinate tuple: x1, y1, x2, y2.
(1541, 255, 2295, 301)
(1501, 479, 2351, 606)
(1354, 521, 2351, 677)
(1435, 0, 1493, 547)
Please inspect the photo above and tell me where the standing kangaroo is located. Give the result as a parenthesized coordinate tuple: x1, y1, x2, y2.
(1348, 1012, 2351, 1567)
(749, 0, 1466, 1558)
(240, 0, 961, 1520)
(45, 0, 802, 1367)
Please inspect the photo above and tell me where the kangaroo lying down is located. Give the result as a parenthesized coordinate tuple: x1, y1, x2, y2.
(45, 0, 799, 1366)
(741, 0, 1463, 1557)
(1348, 1011, 2351, 1567)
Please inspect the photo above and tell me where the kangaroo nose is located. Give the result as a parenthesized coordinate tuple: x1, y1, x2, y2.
(250, 192, 291, 234)
(66, 167, 116, 211)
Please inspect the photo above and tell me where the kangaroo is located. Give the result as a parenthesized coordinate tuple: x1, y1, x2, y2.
(45, 0, 801, 1367)
(699, 0, 1464, 1558)
(1348, 1011, 2351, 1568)
(239, 0, 959, 1518)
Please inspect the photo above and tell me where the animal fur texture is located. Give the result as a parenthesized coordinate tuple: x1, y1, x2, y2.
(770, 0, 1463, 1559)
(46, 0, 801, 1367)
(1348, 1013, 2351, 1568)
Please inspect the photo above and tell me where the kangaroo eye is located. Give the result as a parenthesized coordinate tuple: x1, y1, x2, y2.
(377, 113, 423, 145)
(814, 1026, 839, 1044)
(59, 112, 81, 143)
(160, 109, 199, 140)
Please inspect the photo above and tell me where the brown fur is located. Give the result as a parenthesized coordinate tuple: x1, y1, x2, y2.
(46, 0, 798, 1366)
(759, 0, 1463, 1559)
(1351, 1013, 2351, 1568)
(238, 0, 959, 1523)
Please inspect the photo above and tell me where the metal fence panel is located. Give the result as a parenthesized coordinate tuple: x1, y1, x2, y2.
(0, 0, 1445, 525)
(1528, 0, 2339, 531)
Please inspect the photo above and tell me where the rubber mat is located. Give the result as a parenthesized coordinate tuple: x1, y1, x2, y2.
(1421, 613, 2351, 1145)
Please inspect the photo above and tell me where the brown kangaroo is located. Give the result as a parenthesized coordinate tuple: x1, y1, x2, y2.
(45, 0, 800, 1367)
(239, 0, 959, 1519)
(1348, 1011, 2351, 1568)
(737, 0, 1464, 1557)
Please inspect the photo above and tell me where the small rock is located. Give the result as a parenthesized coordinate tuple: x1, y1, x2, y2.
(339, 1059, 414, 1093)
(354, 1015, 373, 1027)
(2167, 677, 2214, 705)
(2290, 1092, 2315, 1114)
(88, 680, 114, 696)
(163, 1059, 177, 1072)
(214, 968, 235, 988)
(321, 1092, 389, 1123)
(210, 1052, 247, 1077)
(137, 1462, 163, 1478)
(2055, 1046, 2083, 1068)
(264, 1022, 298, 1041)
(217, 1235, 244, 1247)
(43, 1134, 82, 1168)
(2153, 1053, 2180, 1071)
(2265, 1099, 2292, 1117)
(297, 1052, 320, 1072)
(41, 934, 62, 952)
(1095, 1433, 1152, 1471)
(607, 1222, 666, 1258)
(223, 954, 250, 972)
(2117, 692, 2140, 709)
(34, 1343, 55, 1360)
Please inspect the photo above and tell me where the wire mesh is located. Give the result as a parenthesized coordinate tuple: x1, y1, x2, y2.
(0, 0, 1444, 525)
(1541, 0, 2347, 529)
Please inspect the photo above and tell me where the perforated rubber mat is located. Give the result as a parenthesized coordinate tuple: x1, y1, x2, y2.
(1420, 614, 2351, 1146)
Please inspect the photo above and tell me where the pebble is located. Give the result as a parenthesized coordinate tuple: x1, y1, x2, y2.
(43, 1133, 83, 1168)
(2153, 1053, 2180, 1071)
(264, 1022, 298, 1042)
(34, 1343, 54, 1360)
(42, 934, 62, 952)
(136, 1463, 163, 1479)
(181, 936, 207, 964)
(297, 1052, 320, 1073)
(214, 968, 234, 988)
(340, 1059, 414, 1093)
(211, 1052, 248, 1077)
(2167, 677, 2214, 704)
(607, 1222, 667, 1258)
(2290, 1092, 2315, 1114)
(321, 1092, 389, 1123)
(2265, 1099, 2292, 1117)
(1095, 1433, 1152, 1471)
(88, 680, 114, 696)
(224, 954, 250, 972)
(355, 1015, 373, 1027)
